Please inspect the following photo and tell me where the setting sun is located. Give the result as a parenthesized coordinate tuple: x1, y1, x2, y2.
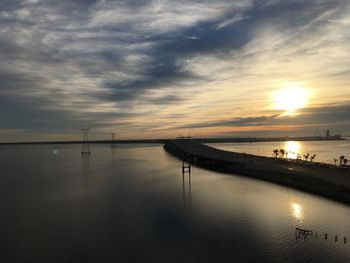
(274, 87, 308, 113)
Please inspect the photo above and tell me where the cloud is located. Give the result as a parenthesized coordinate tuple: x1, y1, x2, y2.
(215, 14, 248, 30)
(0, 0, 349, 141)
(174, 103, 350, 134)
(176, 115, 281, 129)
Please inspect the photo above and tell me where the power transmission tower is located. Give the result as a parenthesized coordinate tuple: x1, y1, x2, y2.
(80, 128, 91, 155)
(111, 132, 116, 143)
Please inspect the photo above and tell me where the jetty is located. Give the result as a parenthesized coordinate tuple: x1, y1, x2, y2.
(295, 228, 313, 240)
(164, 140, 350, 205)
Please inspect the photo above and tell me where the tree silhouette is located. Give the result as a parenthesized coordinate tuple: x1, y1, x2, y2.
(279, 149, 285, 158)
(310, 154, 316, 162)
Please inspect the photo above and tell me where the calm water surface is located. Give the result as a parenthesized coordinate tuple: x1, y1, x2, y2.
(1, 143, 350, 262)
(210, 140, 350, 164)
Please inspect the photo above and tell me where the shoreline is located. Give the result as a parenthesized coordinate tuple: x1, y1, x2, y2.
(0, 135, 345, 145)
(164, 140, 350, 206)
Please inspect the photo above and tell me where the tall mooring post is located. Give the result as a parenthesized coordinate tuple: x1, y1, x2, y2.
(80, 128, 91, 155)
(182, 164, 192, 210)
(111, 132, 116, 143)
(179, 135, 191, 174)
(182, 155, 191, 173)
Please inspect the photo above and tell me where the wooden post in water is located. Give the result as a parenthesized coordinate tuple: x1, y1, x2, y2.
(182, 156, 191, 173)
(179, 135, 191, 174)
(295, 228, 313, 240)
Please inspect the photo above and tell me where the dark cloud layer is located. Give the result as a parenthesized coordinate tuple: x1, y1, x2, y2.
(0, 0, 349, 140)
(177, 103, 350, 132)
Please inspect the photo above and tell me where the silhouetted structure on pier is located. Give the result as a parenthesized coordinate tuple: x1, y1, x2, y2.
(295, 228, 348, 244)
(295, 228, 313, 240)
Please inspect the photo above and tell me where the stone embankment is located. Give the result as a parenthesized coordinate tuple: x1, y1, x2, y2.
(164, 140, 350, 205)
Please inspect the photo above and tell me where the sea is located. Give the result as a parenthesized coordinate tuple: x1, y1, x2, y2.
(1, 140, 350, 262)
(209, 140, 350, 164)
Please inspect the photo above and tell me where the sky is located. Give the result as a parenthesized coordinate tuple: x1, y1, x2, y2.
(0, 0, 350, 142)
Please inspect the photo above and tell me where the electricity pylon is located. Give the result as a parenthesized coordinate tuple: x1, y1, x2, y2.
(80, 128, 91, 155)
(111, 132, 116, 143)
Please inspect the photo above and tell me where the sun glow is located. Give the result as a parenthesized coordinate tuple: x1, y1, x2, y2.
(291, 202, 304, 221)
(274, 87, 308, 113)
(284, 141, 300, 159)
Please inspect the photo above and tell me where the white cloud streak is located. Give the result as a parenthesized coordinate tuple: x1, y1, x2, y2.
(0, 0, 349, 141)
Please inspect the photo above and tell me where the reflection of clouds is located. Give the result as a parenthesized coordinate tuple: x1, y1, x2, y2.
(285, 141, 300, 159)
(291, 202, 304, 221)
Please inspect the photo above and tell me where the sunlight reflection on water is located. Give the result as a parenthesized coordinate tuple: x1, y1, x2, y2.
(285, 141, 300, 159)
(1, 143, 350, 262)
(291, 202, 304, 222)
(210, 140, 350, 164)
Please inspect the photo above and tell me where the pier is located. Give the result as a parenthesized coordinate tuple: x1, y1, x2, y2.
(295, 228, 313, 240)
(164, 140, 350, 205)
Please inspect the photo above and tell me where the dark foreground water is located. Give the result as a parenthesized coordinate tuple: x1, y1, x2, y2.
(1, 143, 350, 262)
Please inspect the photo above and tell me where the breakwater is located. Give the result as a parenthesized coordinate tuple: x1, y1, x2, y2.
(164, 140, 350, 205)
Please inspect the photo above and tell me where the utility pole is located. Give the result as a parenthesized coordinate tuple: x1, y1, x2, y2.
(80, 128, 91, 155)
(111, 132, 116, 143)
